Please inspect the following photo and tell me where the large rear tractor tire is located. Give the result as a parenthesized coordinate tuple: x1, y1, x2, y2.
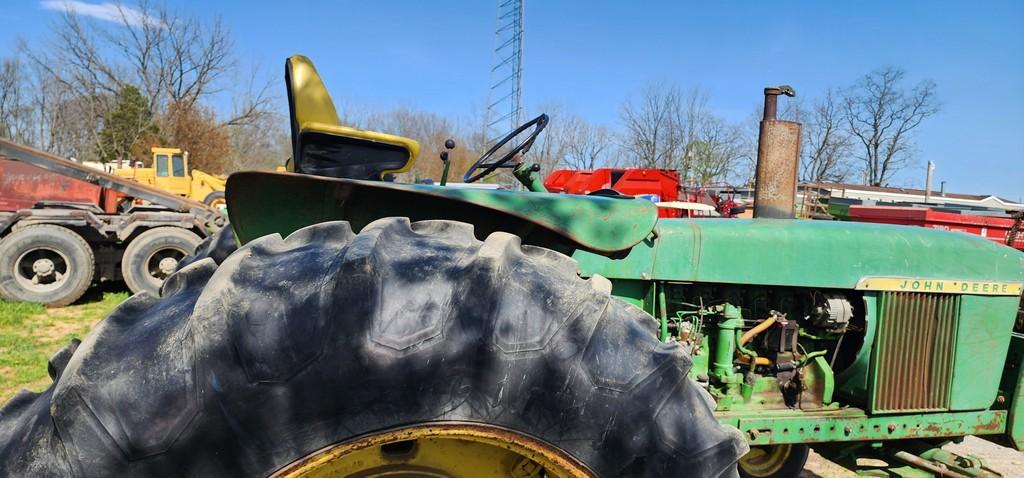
(121, 227, 202, 296)
(0, 218, 746, 477)
(175, 224, 237, 272)
(0, 225, 94, 307)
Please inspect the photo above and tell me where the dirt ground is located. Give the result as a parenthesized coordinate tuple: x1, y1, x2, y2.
(800, 436, 1024, 477)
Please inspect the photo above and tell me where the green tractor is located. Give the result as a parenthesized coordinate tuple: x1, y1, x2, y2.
(2, 55, 1023, 478)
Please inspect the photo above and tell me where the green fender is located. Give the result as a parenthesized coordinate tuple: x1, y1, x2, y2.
(225, 171, 658, 255)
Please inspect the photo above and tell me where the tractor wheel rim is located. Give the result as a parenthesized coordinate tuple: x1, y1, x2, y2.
(15, 247, 70, 293)
(145, 246, 189, 281)
(738, 444, 792, 477)
(270, 422, 595, 478)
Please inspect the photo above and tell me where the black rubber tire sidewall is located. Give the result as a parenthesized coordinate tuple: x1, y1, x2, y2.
(0, 225, 94, 307)
(202, 190, 226, 206)
(738, 444, 810, 478)
(175, 225, 237, 272)
(121, 227, 202, 296)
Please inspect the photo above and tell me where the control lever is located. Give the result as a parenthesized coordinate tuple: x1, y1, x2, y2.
(439, 139, 455, 186)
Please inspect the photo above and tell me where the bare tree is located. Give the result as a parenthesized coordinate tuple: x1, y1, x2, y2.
(0, 55, 97, 159)
(619, 83, 681, 169)
(225, 112, 289, 172)
(525, 103, 568, 178)
(223, 65, 275, 128)
(50, 1, 235, 111)
(17, 1, 274, 167)
(362, 106, 470, 182)
(688, 116, 745, 185)
(673, 89, 720, 181)
(19, 9, 123, 159)
(843, 66, 939, 186)
(156, 9, 233, 108)
(802, 89, 853, 183)
(560, 114, 614, 170)
(620, 84, 745, 183)
(0, 57, 31, 144)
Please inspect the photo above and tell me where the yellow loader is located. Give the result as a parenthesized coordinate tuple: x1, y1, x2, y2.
(114, 147, 227, 208)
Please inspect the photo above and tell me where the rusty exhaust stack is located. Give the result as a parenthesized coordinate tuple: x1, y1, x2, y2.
(753, 86, 800, 219)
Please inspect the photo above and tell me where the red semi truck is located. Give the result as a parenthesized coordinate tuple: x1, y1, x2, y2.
(0, 139, 224, 306)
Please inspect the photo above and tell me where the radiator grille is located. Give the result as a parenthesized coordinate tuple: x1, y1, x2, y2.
(872, 292, 959, 413)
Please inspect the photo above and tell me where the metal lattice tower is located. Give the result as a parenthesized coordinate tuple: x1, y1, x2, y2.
(487, 0, 524, 145)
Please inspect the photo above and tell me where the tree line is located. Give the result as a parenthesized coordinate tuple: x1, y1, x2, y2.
(343, 66, 939, 188)
(779, 67, 939, 187)
(0, 2, 283, 173)
(0, 2, 939, 187)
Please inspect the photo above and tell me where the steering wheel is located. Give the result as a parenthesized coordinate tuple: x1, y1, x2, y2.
(463, 114, 548, 183)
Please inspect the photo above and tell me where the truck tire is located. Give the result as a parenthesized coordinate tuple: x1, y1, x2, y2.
(0, 218, 746, 477)
(738, 444, 809, 478)
(0, 225, 94, 307)
(121, 227, 202, 296)
(202, 190, 226, 208)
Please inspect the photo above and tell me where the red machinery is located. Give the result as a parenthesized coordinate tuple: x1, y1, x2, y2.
(544, 168, 744, 218)
(846, 205, 1024, 251)
(0, 158, 128, 213)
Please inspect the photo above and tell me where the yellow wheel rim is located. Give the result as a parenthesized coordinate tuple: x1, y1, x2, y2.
(271, 422, 594, 478)
(738, 444, 792, 477)
(208, 198, 226, 209)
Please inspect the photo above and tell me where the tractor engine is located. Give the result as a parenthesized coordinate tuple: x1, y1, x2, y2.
(662, 284, 865, 411)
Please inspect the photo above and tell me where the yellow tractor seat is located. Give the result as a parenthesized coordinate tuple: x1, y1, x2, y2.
(285, 55, 420, 179)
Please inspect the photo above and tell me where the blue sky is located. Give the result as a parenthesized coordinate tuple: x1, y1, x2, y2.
(2, 1, 1022, 199)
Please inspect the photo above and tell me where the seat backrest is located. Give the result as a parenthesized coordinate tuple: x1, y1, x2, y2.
(284, 55, 420, 180)
(285, 55, 342, 161)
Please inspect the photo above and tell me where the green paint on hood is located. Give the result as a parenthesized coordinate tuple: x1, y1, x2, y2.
(573, 218, 1024, 289)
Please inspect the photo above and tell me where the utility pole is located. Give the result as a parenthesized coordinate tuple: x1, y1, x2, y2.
(487, 0, 524, 146)
(924, 161, 935, 203)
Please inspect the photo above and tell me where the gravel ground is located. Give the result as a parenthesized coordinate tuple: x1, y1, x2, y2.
(800, 436, 1024, 477)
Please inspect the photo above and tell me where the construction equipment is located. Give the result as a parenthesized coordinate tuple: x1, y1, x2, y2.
(0, 140, 223, 305)
(113, 147, 228, 208)
(3, 56, 1024, 478)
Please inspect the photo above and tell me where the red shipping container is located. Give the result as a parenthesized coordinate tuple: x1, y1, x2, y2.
(847, 205, 1024, 250)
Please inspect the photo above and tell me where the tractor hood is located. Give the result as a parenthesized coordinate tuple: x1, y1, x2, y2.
(573, 218, 1024, 291)
(226, 171, 659, 255)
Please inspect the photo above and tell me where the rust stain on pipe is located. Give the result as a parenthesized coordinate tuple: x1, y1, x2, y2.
(753, 86, 801, 219)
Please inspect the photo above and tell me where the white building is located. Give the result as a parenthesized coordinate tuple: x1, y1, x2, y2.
(804, 182, 1023, 211)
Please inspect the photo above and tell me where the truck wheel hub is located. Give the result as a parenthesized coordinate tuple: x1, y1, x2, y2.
(158, 257, 178, 276)
(15, 248, 69, 290)
(32, 258, 55, 277)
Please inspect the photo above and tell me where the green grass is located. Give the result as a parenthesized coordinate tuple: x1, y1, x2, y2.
(0, 285, 129, 403)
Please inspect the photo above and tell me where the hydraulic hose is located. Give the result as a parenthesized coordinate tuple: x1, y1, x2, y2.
(739, 313, 777, 346)
(735, 330, 769, 367)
